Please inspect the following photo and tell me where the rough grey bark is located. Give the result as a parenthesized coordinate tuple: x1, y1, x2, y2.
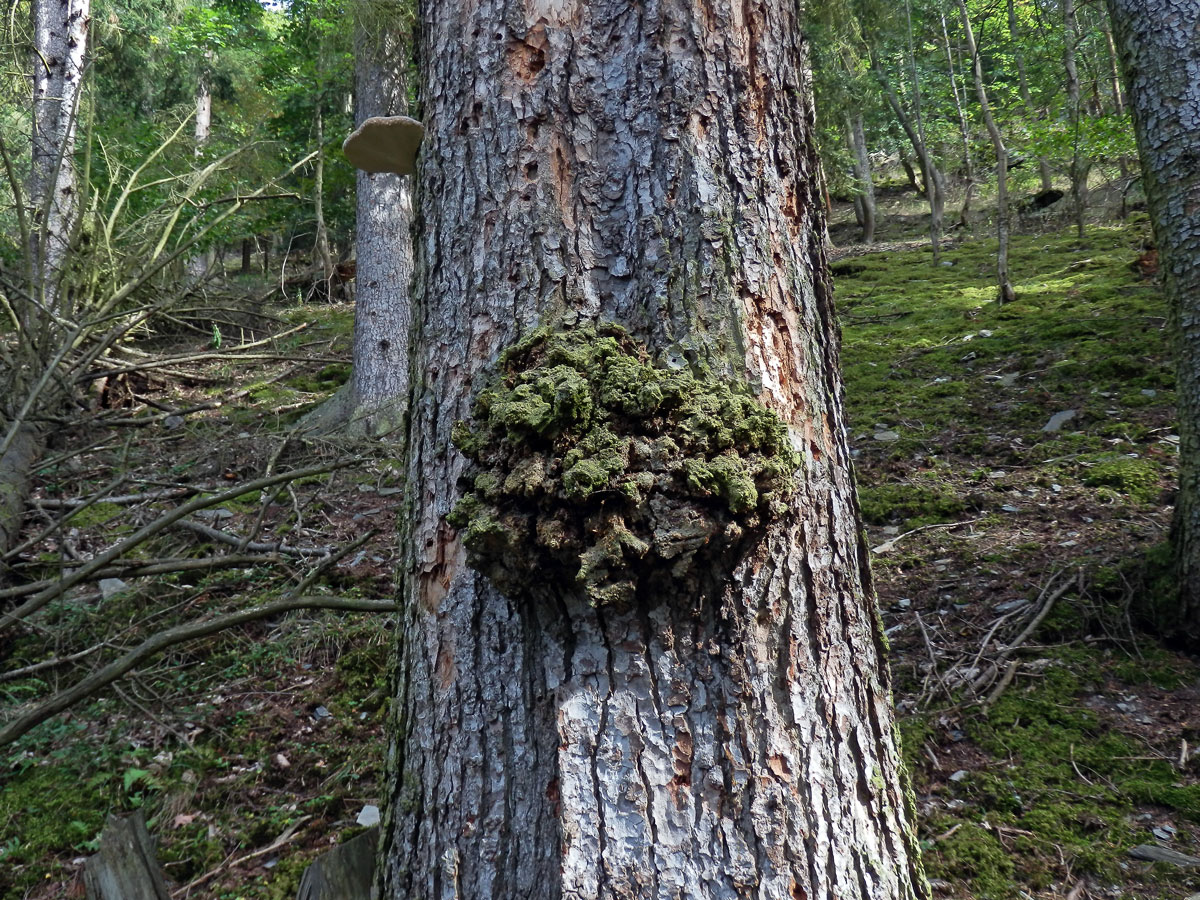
(846, 110, 876, 243)
(346, 14, 412, 433)
(1108, 0, 1200, 646)
(28, 0, 90, 318)
(379, 2, 927, 899)
(957, 0, 1016, 304)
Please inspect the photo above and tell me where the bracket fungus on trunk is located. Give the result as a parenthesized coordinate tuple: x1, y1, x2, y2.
(342, 115, 425, 175)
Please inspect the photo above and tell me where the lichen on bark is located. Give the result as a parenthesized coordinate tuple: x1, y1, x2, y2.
(447, 324, 799, 607)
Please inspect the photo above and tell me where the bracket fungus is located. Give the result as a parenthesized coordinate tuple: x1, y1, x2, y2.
(342, 115, 425, 175)
(447, 325, 801, 609)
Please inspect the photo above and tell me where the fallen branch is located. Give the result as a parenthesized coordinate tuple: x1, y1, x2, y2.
(0, 594, 396, 746)
(0, 460, 353, 633)
(0, 554, 280, 601)
(871, 517, 982, 554)
(174, 518, 332, 558)
(174, 815, 312, 896)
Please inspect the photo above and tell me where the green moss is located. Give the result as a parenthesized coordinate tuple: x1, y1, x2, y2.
(448, 324, 799, 605)
(858, 481, 966, 531)
(929, 823, 1016, 899)
(1079, 453, 1161, 503)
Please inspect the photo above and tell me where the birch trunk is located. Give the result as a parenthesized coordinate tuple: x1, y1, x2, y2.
(940, 12, 975, 228)
(345, 14, 412, 434)
(1108, 0, 1200, 646)
(957, 0, 1016, 304)
(186, 66, 214, 283)
(378, 1, 928, 898)
(28, 0, 90, 319)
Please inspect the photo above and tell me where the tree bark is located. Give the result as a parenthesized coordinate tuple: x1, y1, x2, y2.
(941, 12, 975, 228)
(312, 104, 335, 295)
(957, 0, 1016, 304)
(28, 0, 90, 319)
(346, 12, 413, 434)
(1108, 0, 1200, 647)
(378, 2, 928, 898)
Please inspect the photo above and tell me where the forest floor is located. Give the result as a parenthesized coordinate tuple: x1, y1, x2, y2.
(2, 192, 1198, 899)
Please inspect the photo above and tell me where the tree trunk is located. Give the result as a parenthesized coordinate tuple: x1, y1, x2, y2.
(378, 2, 928, 899)
(28, 0, 90, 320)
(1006, 0, 1053, 193)
(186, 64, 214, 283)
(941, 12, 975, 228)
(1063, 0, 1089, 239)
(312, 104, 335, 297)
(1108, 0, 1200, 647)
(870, 50, 945, 263)
(846, 110, 876, 243)
(346, 13, 413, 433)
(957, 0, 1016, 304)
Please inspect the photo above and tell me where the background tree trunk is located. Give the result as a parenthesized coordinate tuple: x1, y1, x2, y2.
(847, 110, 876, 243)
(957, 0, 1016, 304)
(28, 0, 90, 319)
(1063, 0, 1089, 239)
(1108, 0, 1200, 647)
(345, 9, 413, 434)
(379, 2, 927, 898)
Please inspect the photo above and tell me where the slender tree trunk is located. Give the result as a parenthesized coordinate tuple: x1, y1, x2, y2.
(846, 110, 876, 243)
(28, 0, 90, 320)
(941, 12, 975, 228)
(1108, 0, 1200, 647)
(186, 66, 214, 282)
(312, 104, 335, 297)
(871, 51, 945, 262)
(1006, 0, 1053, 192)
(378, 2, 928, 898)
(1063, 0, 1089, 238)
(957, 0, 1016, 304)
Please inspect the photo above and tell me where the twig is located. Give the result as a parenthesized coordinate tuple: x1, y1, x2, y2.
(173, 815, 312, 896)
(174, 518, 332, 558)
(915, 612, 954, 706)
(0, 460, 354, 633)
(0, 554, 279, 601)
(871, 517, 982, 554)
(29, 487, 195, 509)
(0, 595, 396, 746)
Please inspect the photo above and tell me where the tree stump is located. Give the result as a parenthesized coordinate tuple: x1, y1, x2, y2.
(296, 827, 378, 900)
(83, 810, 170, 900)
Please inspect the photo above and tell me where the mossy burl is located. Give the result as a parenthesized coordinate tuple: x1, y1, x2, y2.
(447, 324, 800, 606)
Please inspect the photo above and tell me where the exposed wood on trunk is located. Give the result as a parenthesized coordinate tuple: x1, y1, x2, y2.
(379, 1, 928, 898)
(1108, 0, 1200, 646)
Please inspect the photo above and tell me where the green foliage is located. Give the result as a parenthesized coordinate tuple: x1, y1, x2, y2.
(449, 324, 800, 607)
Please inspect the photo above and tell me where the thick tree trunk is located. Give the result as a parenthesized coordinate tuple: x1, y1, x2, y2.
(1108, 0, 1200, 646)
(378, 2, 927, 899)
(957, 0, 1016, 304)
(346, 14, 413, 434)
(28, 0, 90, 319)
(846, 110, 876, 244)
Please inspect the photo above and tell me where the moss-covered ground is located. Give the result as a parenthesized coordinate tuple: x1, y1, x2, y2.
(837, 205, 1199, 898)
(2, 197, 1198, 900)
